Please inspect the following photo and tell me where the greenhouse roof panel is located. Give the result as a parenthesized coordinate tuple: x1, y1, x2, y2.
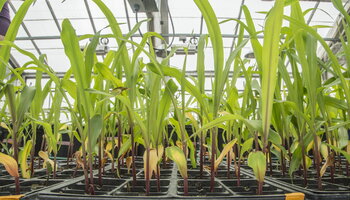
(6, 0, 348, 76)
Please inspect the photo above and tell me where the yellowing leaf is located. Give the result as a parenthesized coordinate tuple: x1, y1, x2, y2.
(19, 140, 32, 179)
(39, 151, 55, 171)
(214, 138, 237, 171)
(285, 193, 305, 200)
(0, 153, 19, 177)
(126, 156, 132, 174)
(320, 143, 329, 160)
(0, 195, 24, 200)
(104, 142, 113, 161)
(247, 151, 266, 183)
(166, 146, 188, 179)
(0, 122, 12, 134)
(320, 152, 335, 177)
(74, 150, 84, 169)
(106, 142, 113, 151)
(156, 145, 164, 162)
(143, 149, 158, 179)
(228, 149, 235, 167)
(303, 156, 312, 170)
(38, 151, 49, 161)
(59, 124, 68, 130)
(306, 136, 321, 152)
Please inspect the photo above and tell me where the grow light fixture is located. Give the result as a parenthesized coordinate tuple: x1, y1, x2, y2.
(128, 0, 159, 13)
(244, 52, 255, 59)
(80, 44, 110, 56)
(173, 44, 197, 55)
(173, 36, 198, 55)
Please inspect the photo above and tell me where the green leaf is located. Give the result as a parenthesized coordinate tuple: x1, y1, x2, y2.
(268, 129, 282, 145)
(166, 146, 188, 179)
(17, 86, 36, 127)
(0, 0, 36, 79)
(240, 138, 254, 158)
(261, 0, 284, 149)
(61, 79, 77, 99)
(337, 127, 349, 149)
(88, 114, 103, 151)
(289, 145, 302, 176)
(96, 62, 123, 87)
(193, 0, 223, 116)
(84, 32, 100, 84)
(190, 113, 261, 140)
(247, 151, 266, 183)
(19, 140, 32, 179)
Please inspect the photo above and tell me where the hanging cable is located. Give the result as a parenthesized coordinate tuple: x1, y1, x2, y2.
(166, 1, 175, 49)
(135, 10, 144, 38)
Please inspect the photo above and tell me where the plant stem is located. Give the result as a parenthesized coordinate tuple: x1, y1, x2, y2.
(301, 140, 308, 186)
(38, 135, 46, 169)
(237, 158, 241, 186)
(30, 125, 37, 177)
(268, 142, 273, 175)
(117, 116, 122, 172)
(66, 136, 73, 168)
(15, 176, 20, 195)
(53, 154, 57, 179)
(210, 128, 217, 192)
(313, 134, 322, 190)
(156, 165, 160, 192)
(346, 160, 349, 177)
(254, 132, 259, 151)
(98, 137, 102, 186)
(162, 138, 167, 169)
(281, 139, 285, 176)
(184, 177, 188, 196)
(89, 151, 95, 195)
(200, 131, 204, 178)
(130, 125, 136, 186)
(257, 181, 263, 195)
(227, 149, 231, 179)
(145, 147, 150, 196)
(13, 125, 19, 165)
(81, 140, 89, 194)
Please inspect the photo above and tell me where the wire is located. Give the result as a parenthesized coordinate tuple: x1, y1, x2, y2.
(166, 1, 175, 49)
(135, 11, 144, 38)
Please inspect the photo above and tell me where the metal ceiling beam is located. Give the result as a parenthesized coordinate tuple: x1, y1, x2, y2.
(160, 0, 169, 45)
(124, 0, 135, 52)
(9, 2, 42, 56)
(84, 0, 97, 34)
(307, 1, 320, 25)
(230, 0, 245, 52)
(45, 0, 61, 33)
(262, 0, 339, 1)
(9, 54, 21, 69)
(15, 33, 341, 42)
(22, 70, 293, 80)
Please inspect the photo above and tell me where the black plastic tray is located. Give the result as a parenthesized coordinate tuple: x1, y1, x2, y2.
(32, 160, 301, 200)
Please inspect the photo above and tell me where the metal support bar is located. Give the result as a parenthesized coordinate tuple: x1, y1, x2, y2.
(45, 0, 62, 32)
(15, 33, 341, 42)
(124, 0, 135, 52)
(307, 1, 320, 25)
(230, 0, 245, 52)
(22, 70, 293, 80)
(84, 0, 97, 34)
(9, 2, 42, 56)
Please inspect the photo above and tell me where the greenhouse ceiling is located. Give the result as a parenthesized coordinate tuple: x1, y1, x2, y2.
(7, 0, 349, 78)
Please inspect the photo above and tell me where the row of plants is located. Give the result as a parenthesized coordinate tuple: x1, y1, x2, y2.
(0, 0, 350, 198)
